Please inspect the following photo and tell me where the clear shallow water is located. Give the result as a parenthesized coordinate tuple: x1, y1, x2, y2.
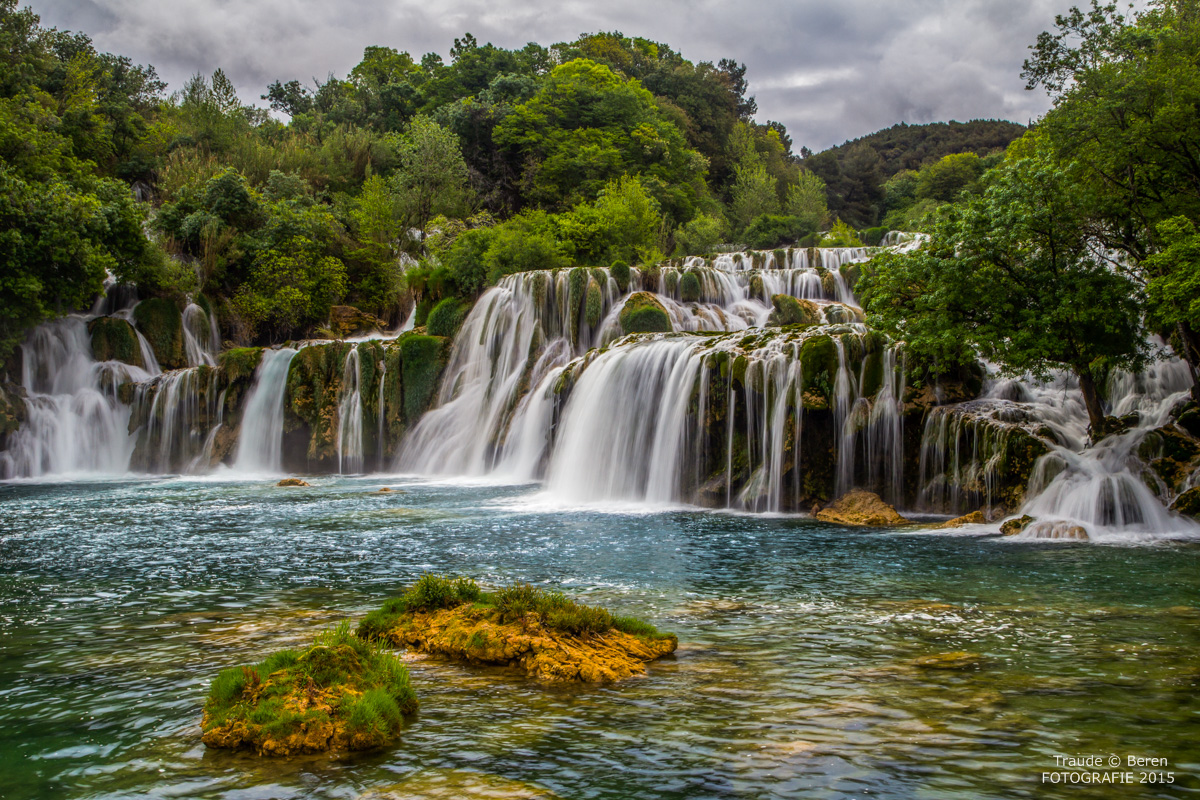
(0, 477, 1197, 800)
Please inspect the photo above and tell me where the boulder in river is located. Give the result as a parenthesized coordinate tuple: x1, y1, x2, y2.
(277, 478, 310, 487)
(359, 576, 677, 683)
(815, 490, 909, 527)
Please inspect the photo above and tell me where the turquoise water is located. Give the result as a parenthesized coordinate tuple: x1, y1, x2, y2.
(0, 476, 1197, 799)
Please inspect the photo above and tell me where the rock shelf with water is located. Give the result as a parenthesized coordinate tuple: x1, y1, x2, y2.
(201, 621, 417, 757)
(359, 576, 677, 682)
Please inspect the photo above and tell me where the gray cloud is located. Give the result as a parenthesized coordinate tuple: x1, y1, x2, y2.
(26, 0, 1080, 150)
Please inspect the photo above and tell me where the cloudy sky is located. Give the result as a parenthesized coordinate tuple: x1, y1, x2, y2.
(28, 0, 1080, 151)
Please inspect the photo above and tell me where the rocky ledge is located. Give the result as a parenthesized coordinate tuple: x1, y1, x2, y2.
(359, 576, 677, 683)
(201, 621, 417, 756)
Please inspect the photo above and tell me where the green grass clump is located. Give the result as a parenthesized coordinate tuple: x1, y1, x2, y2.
(359, 575, 674, 643)
(202, 621, 417, 754)
(426, 298, 469, 338)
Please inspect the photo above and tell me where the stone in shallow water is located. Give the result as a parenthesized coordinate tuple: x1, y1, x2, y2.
(911, 651, 984, 670)
(359, 770, 562, 800)
(936, 510, 986, 528)
(277, 478, 310, 487)
(1025, 521, 1089, 540)
(815, 490, 909, 527)
(1000, 515, 1033, 536)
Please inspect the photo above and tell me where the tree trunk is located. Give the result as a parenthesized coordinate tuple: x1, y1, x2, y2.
(1077, 370, 1108, 439)
(1177, 322, 1200, 404)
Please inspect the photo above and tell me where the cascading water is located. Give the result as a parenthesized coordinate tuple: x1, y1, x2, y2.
(0, 315, 159, 478)
(336, 347, 364, 474)
(232, 348, 298, 474)
(182, 303, 220, 367)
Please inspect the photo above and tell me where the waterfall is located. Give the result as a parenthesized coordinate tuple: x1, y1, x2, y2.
(0, 317, 153, 478)
(336, 347, 364, 474)
(132, 366, 220, 474)
(232, 348, 298, 474)
(182, 303, 219, 367)
(377, 360, 387, 471)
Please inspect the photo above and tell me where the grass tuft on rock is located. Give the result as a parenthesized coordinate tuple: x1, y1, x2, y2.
(202, 620, 417, 756)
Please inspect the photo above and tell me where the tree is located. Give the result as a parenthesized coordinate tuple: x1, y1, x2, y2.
(392, 115, 472, 234)
(1023, 0, 1200, 396)
(786, 169, 829, 231)
(860, 144, 1147, 435)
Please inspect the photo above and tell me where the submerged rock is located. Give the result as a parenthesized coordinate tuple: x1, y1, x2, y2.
(1000, 515, 1033, 536)
(360, 770, 562, 800)
(815, 490, 909, 527)
(359, 576, 677, 683)
(277, 478, 310, 487)
(1024, 521, 1089, 540)
(936, 510, 986, 528)
(911, 651, 984, 670)
(766, 295, 820, 327)
(201, 621, 417, 756)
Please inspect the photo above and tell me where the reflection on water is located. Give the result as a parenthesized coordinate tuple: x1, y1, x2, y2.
(0, 477, 1197, 799)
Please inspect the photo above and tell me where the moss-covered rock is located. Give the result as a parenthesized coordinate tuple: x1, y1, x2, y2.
(426, 298, 470, 339)
(679, 271, 701, 303)
(329, 305, 387, 338)
(610, 260, 630, 293)
(359, 576, 677, 683)
(815, 490, 909, 527)
(618, 292, 671, 335)
(0, 381, 26, 438)
(766, 295, 820, 327)
(88, 317, 143, 367)
(133, 298, 185, 369)
(585, 279, 603, 327)
(286, 342, 351, 464)
(936, 510, 986, 528)
(399, 334, 449, 424)
(218, 347, 263, 383)
(1172, 487, 1200, 519)
(1000, 515, 1034, 536)
(201, 621, 417, 756)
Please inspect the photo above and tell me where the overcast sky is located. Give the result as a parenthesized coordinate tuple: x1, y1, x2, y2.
(27, 0, 1081, 151)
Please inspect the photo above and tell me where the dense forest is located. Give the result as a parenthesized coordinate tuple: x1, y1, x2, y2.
(0, 0, 1029, 359)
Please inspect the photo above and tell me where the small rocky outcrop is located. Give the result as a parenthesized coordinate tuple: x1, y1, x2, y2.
(359, 576, 677, 683)
(815, 490, 909, 527)
(936, 510, 986, 528)
(618, 292, 671, 335)
(1025, 521, 1089, 540)
(330, 305, 387, 338)
(132, 298, 186, 369)
(766, 295, 820, 327)
(88, 317, 144, 367)
(201, 621, 417, 756)
(1170, 487, 1200, 519)
(1000, 515, 1033, 536)
(277, 478, 310, 487)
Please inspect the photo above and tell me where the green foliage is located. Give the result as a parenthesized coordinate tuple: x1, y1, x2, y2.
(619, 291, 671, 334)
(586, 279, 604, 326)
(392, 115, 472, 233)
(860, 145, 1147, 430)
(820, 219, 864, 247)
(730, 153, 779, 230)
(766, 295, 820, 327)
(1145, 216, 1200, 367)
(914, 152, 984, 202)
(217, 346, 262, 382)
(861, 227, 887, 246)
(558, 174, 665, 266)
(673, 212, 727, 256)
(785, 169, 829, 231)
(743, 214, 813, 249)
(425, 297, 469, 338)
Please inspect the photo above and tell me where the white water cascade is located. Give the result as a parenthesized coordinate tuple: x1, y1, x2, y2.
(0, 317, 154, 478)
(232, 348, 298, 474)
(336, 347, 364, 474)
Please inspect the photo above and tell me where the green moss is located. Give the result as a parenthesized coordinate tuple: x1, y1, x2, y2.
(766, 295, 820, 327)
(610, 260, 630, 292)
(399, 334, 448, 424)
(772, 248, 786, 265)
(568, 267, 587, 344)
(585, 279, 603, 328)
(286, 342, 351, 462)
(132, 297, 185, 369)
(618, 292, 671, 335)
(359, 576, 674, 643)
(218, 347, 263, 383)
(426, 298, 470, 339)
(860, 350, 885, 398)
(1172, 487, 1200, 518)
(801, 335, 838, 396)
(680, 271, 701, 303)
(413, 297, 434, 328)
(748, 274, 764, 300)
(202, 621, 417, 755)
(88, 317, 143, 367)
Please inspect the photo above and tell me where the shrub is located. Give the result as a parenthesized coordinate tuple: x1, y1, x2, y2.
(610, 260, 630, 292)
(679, 271, 701, 303)
(742, 214, 814, 249)
(618, 292, 671, 335)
